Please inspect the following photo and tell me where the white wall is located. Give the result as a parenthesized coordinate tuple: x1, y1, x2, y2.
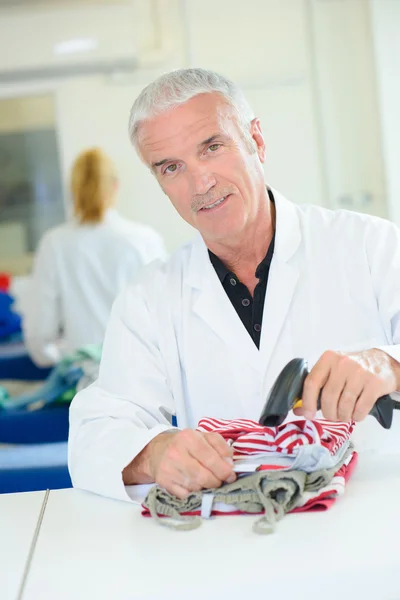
(370, 0, 400, 226)
(0, 94, 54, 133)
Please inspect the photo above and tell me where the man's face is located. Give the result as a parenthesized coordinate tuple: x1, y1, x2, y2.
(138, 93, 267, 244)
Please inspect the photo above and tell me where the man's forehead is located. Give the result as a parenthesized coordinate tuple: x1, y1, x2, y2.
(138, 93, 235, 160)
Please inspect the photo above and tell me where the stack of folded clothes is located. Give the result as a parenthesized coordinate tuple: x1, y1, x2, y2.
(142, 417, 357, 534)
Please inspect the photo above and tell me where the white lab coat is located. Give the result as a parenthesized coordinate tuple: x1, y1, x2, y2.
(23, 209, 167, 366)
(69, 191, 400, 501)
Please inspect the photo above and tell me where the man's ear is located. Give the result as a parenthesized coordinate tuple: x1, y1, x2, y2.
(250, 117, 266, 163)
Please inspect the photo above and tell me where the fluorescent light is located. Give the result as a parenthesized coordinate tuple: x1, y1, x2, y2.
(54, 38, 98, 55)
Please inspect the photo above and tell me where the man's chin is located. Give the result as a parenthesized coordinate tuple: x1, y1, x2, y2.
(200, 223, 245, 246)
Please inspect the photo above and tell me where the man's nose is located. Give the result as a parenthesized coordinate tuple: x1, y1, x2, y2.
(190, 165, 217, 196)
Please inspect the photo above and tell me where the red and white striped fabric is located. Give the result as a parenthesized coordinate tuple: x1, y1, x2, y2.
(197, 417, 355, 460)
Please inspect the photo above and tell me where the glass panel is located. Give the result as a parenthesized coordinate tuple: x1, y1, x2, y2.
(0, 94, 64, 272)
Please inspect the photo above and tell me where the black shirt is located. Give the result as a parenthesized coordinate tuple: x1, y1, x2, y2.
(208, 192, 275, 349)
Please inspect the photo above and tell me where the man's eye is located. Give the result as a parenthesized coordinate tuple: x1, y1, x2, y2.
(208, 144, 221, 152)
(165, 163, 178, 173)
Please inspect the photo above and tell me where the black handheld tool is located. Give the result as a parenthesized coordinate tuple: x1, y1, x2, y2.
(259, 357, 400, 429)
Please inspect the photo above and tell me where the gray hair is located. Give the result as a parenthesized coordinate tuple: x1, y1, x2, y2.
(128, 68, 255, 153)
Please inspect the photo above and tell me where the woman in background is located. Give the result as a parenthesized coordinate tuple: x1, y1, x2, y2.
(23, 147, 166, 366)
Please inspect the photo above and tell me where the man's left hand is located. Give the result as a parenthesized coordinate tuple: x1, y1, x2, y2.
(296, 348, 400, 422)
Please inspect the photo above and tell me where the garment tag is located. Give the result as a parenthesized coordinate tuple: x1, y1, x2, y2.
(201, 493, 214, 519)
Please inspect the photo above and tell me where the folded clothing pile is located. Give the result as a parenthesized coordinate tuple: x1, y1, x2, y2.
(142, 417, 357, 533)
(0, 345, 102, 412)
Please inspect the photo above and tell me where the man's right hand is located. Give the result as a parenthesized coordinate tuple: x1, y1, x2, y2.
(123, 429, 236, 499)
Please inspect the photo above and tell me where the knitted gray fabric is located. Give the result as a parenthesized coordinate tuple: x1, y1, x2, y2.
(143, 445, 353, 534)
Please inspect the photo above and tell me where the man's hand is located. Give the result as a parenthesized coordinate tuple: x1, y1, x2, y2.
(295, 348, 400, 422)
(123, 429, 236, 499)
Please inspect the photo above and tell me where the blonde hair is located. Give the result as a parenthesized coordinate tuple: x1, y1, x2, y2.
(71, 148, 117, 224)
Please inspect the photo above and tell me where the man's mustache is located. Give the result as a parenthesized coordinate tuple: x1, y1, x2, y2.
(191, 187, 235, 212)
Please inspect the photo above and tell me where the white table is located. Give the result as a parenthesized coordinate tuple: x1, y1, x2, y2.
(16, 452, 400, 600)
(0, 490, 46, 600)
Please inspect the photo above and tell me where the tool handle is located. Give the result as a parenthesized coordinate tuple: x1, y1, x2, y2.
(368, 395, 394, 429)
(317, 392, 394, 429)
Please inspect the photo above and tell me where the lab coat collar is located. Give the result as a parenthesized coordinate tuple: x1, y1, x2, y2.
(271, 188, 302, 262)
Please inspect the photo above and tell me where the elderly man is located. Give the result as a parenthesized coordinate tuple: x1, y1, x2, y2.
(69, 68, 400, 502)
